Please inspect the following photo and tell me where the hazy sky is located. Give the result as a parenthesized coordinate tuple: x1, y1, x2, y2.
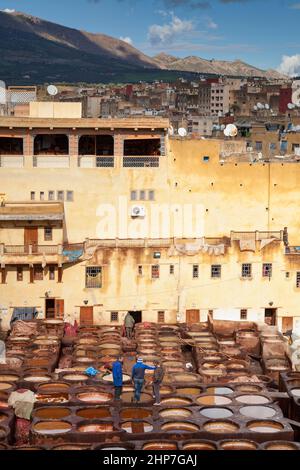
(1, 0, 300, 74)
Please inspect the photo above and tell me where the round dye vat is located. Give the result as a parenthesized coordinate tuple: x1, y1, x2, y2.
(23, 375, 51, 383)
(200, 407, 233, 419)
(239, 406, 276, 419)
(143, 442, 178, 450)
(0, 412, 8, 422)
(290, 388, 300, 397)
(76, 392, 113, 403)
(247, 420, 284, 433)
(101, 373, 131, 383)
(38, 383, 70, 393)
(182, 442, 217, 451)
(236, 395, 270, 405)
(98, 446, 131, 451)
(33, 421, 72, 435)
(159, 408, 192, 419)
(120, 409, 152, 420)
(33, 407, 71, 420)
(121, 421, 153, 433)
(264, 442, 299, 451)
(176, 387, 202, 396)
(196, 395, 232, 406)
(76, 408, 111, 419)
(0, 374, 19, 382)
(52, 445, 91, 450)
(77, 422, 114, 433)
(121, 392, 152, 404)
(62, 374, 88, 382)
(145, 385, 173, 396)
(203, 421, 239, 434)
(220, 440, 258, 451)
(234, 384, 263, 393)
(161, 422, 199, 432)
(206, 387, 233, 395)
(172, 373, 198, 383)
(286, 379, 300, 388)
(76, 357, 94, 364)
(161, 397, 193, 406)
(35, 393, 69, 404)
(0, 383, 14, 392)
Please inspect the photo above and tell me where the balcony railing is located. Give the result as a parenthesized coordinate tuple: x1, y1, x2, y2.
(33, 156, 70, 168)
(231, 231, 283, 241)
(123, 156, 160, 168)
(0, 155, 24, 168)
(1, 244, 61, 255)
(78, 155, 114, 168)
(285, 246, 300, 255)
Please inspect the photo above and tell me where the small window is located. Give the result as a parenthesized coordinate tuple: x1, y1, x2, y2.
(255, 141, 262, 151)
(44, 227, 53, 242)
(152, 265, 160, 279)
(17, 266, 23, 282)
(211, 265, 221, 278)
(40, 192, 45, 201)
(240, 309, 248, 320)
(140, 190, 146, 201)
(286, 272, 290, 279)
(49, 265, 55, 281)
(158, 311, 165, 323)
(262, 263, 272, 278)
(170, 265, 174, 275)
(34, 265, 43, 281)
(193, 265, 199, 278)
(48, 191, 55, 201)
(30, 191, 35, 201)
(111, 311, 119, 322)
(149, 190, 155, 201)
(86, 266, 102, 288)
(66, 191, 74, 202)
(208, 309, 214, 319)
(131, 191, 137, 201)
(297, 272, 300, 288)
(138, 265, 143, 276)
(203, 156, 210, 162)
(269, 142, 276, 151)
(153, 252, 161, 259)
(57, 191, 64, 201)
(242, 264, 252, 278)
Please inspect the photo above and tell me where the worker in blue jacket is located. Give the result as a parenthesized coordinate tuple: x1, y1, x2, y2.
(112, 356, 123, 401)
(131, 357, 156, 403)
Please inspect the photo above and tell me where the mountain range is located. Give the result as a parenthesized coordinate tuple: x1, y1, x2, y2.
(0, 11, 287, 84)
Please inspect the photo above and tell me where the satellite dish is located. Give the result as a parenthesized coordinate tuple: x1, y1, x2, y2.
(169, 126, 174, 136)
(265, 104, 270, 110)
(225, 124, 238, 137)
(220, 124, 226, 131)
(257, 102, 264, 110)
(47, 85, 58, 96)
(178, 127, 187, 138)
(0, 80, 6, 105)
(288, 103, 295, 110)
(253, 105, 258, 111)
(224, 127, 230, 137)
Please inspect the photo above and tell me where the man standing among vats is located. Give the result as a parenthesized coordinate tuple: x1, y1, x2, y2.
(112, 356, 124, 401)
(124, 312, 135, 339)
(131, 357, 155, 403)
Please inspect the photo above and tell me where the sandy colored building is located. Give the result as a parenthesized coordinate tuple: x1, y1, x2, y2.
(0, 113, 300, 333)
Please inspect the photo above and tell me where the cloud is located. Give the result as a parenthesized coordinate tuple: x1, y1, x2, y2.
(2, 8, 15, 13)
(148, 15, 194, 45)
(120, 36, 133, 45)
(278, 54, 300, 76)
(88, 0, 256, 8)
(289, 3, 300, 9)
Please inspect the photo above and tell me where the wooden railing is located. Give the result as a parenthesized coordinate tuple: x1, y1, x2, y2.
(1, 244, 61, 255)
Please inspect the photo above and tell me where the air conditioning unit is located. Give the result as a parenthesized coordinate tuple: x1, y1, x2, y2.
(131, 206, 146, 218)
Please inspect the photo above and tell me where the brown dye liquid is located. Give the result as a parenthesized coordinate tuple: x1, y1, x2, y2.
(76, 408, 111, 419)
(236, 395, 270, 405)
(247, 421, 283, 433)
(161, 397, 192, 406)
(234, 385, 262, 393)
(33, 421, 72, 434)
(0, 375, 19, 382)
(0, 383, 12, 391)
(161, 422, 199, 432)
(120, 409, 152, 419)
(197, 395, 232, 406)
(220, 441, 257, 450)
(38, 383, 70, 393)
(78, 423, 114, 433)
(121, 392, 152, 403)
(203, 421, 239, 433)
(34, 408, 71, 419)
(176, 387, 202, 396)
(182, 443, 216, 451)
(0, 413, 8, 422)
(265, 442, 298, 450)
(239, 406, 276, 419)
(200, 408, 233, 419)
(173, 374, 197, 382)
(36, 393, 69, 404)
(121, 421, 153, 433)
(77, 392, 112, 403)
(159, 408, 192, 419)
(53, 445, 90, 450)
(143, 443, 177, 450)
(63, 374, 88, 381)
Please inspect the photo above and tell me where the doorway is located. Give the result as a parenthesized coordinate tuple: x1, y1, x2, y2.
(186, 309, 200, 324)
(80, 306, 94, 326)
(24, 227, 38, 253)
(129, 311, 142, 324)
(45, 298, 64, 319)
(45, 299, 55, 319)
(282, 317, 293, 334)
(264, 308, 277, 326)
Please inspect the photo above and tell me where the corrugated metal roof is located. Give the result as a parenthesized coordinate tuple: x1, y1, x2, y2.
(0, 203, 64, 221)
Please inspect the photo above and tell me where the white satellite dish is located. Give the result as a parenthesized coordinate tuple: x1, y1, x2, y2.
(265, 104, 270, 110)
(169, 126, 174, 136)
(220, 124, 226, 131)
(253, 105, 258, 111)
(47, 85, 58, 96)
(287, 103, 295, 110)
(224, 127, 230, 137)
(225, 124, 238, 137)
(257, 102, 264, 110)
(0, 80, 7, 105)
(178, 127, 187, 138)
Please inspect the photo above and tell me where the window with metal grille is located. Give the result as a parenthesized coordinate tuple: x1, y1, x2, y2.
(86, 267, 102, 288)
(49, 265, 55, 281)
(242, 264, 252, 278)
(170, 265, 174, 275)
(193, 265, 199, 278)
(66, 191, 74, 202)
(57, 191, 64, 201)
(158, 311, 165, 323)
(255, 141, 262, 151)
(240, 309, 248, 320)
(17, 266, 23, 282)
(34, 265, 43, 281)
(111, 311, 119, 322)
(48, 191, 55, 201)
(123, 157, 159, 168)
(297, 272, 300, 288)
(211, 265, 221, 278)
(262, 263, 272, 278)
(131, 191, 137, 201)
(44, 227, 53, 242)
(138, 265, 143, 276)
(96, 157, 114, 167)
(152, 265, 160, 279)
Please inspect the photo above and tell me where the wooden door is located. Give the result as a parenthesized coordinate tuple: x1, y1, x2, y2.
(55, 299, 64, 319)
(186, 309, 200, 324)
(24, 227, 38, 253)
(282, 317, 293, 334)
(80, 307, 94, 326)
